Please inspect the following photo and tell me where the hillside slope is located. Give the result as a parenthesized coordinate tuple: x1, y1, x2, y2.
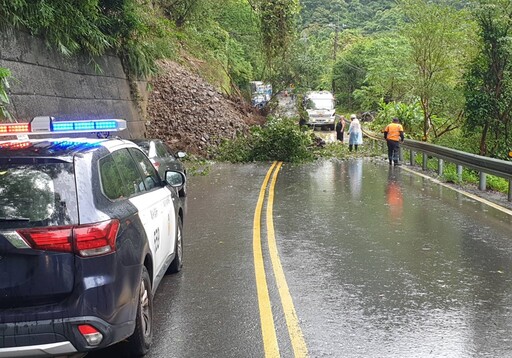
(146, 60, 264, 157)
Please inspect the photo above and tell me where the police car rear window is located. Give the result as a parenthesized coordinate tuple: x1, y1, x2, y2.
(99, 148, 160, 201)
(0, 163, 78, 228)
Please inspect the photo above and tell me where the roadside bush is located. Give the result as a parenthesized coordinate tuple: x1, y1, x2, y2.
(252, 117, 313, 162)
(215, 117, 313, 163)
(215, 135, 253, 163)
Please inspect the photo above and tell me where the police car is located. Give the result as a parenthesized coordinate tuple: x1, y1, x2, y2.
(0, 117, 185, 357)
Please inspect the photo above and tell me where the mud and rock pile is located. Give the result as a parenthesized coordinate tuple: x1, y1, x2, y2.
(146, 60, 264, 157)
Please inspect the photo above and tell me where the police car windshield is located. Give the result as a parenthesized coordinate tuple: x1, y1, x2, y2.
(0, 163, 78, 228)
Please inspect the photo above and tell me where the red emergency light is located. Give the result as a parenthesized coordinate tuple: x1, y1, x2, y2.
(0, 123, 31, 134)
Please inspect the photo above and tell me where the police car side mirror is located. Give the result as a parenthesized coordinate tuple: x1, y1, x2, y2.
(165, 171, 185, 188)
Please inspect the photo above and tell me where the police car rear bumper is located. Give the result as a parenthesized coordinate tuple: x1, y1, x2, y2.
(0, 342, 79, 358)
(0, 316, 135, 357)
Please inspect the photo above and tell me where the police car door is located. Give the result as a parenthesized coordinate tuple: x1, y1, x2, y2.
(128, 148, 175, 279)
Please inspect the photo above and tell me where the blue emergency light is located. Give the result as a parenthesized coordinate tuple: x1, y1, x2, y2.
(0, 116, 126, 136)
(52, 120, 120, 132)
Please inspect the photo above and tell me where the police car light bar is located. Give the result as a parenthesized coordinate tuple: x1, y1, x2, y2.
(0, 117, 127, 136)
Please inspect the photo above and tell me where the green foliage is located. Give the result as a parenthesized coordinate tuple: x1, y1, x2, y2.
(487, 174, 509, 193)
(158, 0, 201, 27)
(170, 0, 263, 91)
(289, 27, 333, 90)
(181, 156, 212, 176)
(103, 1, 176, 78)
(251, 117, 313, 162)
(215, 117, 314, 163)
(352, 34, 415, 109)
(464, 0, 512, 159)
(0, 67, 12, 120)
(432, 128, 480, 153)
(398, 0, 477, 140)
(0, 0, 175, 77)
(362, 6, 405, 34)
(0, 0, 111, 56)
(300, 0, 348, 27)
(369, 100, 423, 139)
(332, 36, 369, 110)
(214, 0, 263, 83)
(214, 135, 253, 163)
(259, 0, 300, 70)
(300, 0, 397, 34)
(215, 116, 384, 163)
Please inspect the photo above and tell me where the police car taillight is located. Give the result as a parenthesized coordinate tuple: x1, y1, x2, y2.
(17, 219, 120, 257)
(74, 220, 120, 257)
(78, 324, 103, 346)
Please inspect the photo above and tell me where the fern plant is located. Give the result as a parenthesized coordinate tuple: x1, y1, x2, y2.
(0, 67, 12, 121)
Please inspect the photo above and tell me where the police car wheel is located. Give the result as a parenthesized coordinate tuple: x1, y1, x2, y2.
(126, 266, 153, 355)
(168, 216, 183, 274)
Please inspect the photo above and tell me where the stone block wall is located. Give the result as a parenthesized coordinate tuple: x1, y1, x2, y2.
(0, 29, 146, 138)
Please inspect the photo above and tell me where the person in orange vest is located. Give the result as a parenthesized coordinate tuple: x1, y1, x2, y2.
(384, 117, 404, 165)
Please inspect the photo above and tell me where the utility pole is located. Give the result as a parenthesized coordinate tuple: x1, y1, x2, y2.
(332, 25, 339, 94)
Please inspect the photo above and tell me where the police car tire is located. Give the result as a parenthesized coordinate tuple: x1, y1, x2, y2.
(168, 216, 183, 274)
(126, 266, 153, 356)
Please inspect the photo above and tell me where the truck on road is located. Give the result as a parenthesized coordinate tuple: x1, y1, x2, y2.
(302, 91, 336, 130)
(250, 81, 272, 109)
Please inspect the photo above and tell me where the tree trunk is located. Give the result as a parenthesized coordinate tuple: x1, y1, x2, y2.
(479, 121, 489, 156)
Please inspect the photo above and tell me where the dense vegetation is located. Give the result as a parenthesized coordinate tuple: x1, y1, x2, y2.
(298, 0, 512, 160)
(0, 0, 511, 161)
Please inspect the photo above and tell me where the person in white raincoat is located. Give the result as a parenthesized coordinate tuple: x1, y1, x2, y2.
(348, 114, 363, 151)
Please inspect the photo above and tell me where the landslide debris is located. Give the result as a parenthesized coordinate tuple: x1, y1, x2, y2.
(146, 60, 264, 157)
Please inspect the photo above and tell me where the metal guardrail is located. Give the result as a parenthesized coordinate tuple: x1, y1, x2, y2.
(365, 131, 512, 201)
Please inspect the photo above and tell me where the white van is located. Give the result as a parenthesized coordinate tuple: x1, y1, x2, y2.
(303, 91, 336, 130)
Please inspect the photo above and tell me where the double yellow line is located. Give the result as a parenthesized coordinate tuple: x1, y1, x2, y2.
(253, 161, 308, 358)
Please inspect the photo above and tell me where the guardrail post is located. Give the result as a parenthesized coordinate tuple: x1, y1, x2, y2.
(479, 172, 487, 191)
(509, 180, 512, 202)
(457, 165, 463, 182)
(422, 153, 428, 171)
(410, 150, 415, 166)
(399, 147, 403, 161)
(438, 159, 444, 176)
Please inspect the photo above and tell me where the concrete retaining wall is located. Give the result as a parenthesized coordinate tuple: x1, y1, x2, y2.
(0, 29, 146, 138)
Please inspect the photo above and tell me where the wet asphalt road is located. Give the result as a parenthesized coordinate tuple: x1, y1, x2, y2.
(90, 159, 512, 357)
